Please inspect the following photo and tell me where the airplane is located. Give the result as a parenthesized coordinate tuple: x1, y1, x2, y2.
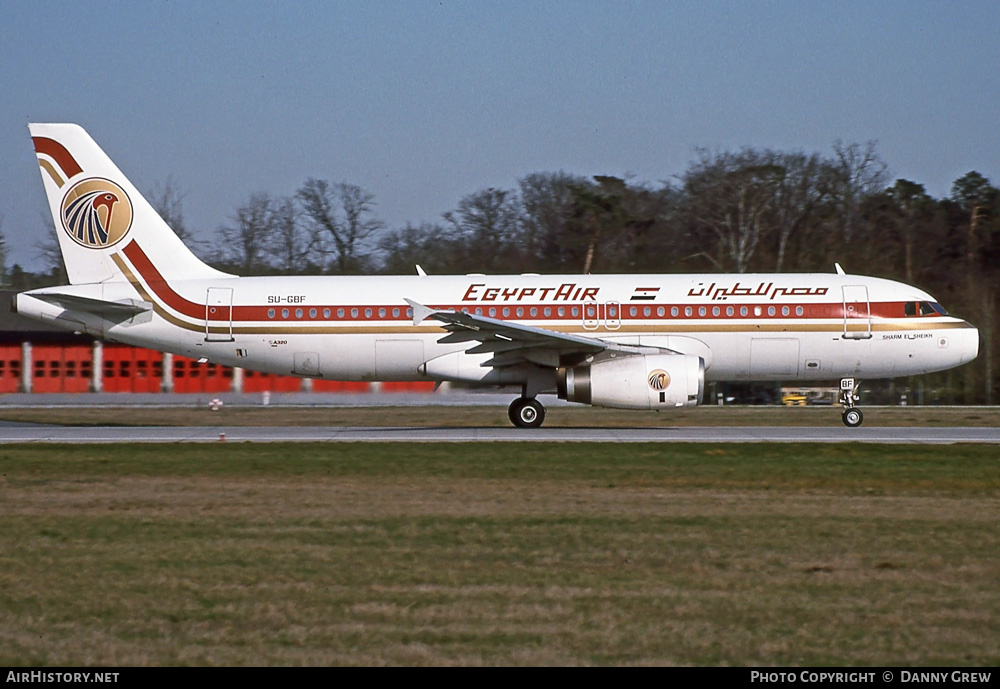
(14, 124, 980, 428)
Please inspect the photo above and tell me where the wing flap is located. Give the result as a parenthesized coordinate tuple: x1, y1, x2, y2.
(405, 298, 667, 370)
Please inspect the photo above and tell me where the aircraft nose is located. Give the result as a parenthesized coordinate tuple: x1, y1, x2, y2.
(955, 322, 980, 365)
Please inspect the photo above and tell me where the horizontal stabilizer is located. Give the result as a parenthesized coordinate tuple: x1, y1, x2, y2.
(30, 293, 152, 319)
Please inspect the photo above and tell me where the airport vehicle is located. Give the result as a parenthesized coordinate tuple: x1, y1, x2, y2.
(14, 124, 980, 427)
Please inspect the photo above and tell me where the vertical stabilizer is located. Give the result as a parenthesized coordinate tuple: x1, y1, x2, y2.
(28, 123, 231, 285)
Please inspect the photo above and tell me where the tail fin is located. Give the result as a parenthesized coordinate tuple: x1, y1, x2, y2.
(28, 123, 230, 285)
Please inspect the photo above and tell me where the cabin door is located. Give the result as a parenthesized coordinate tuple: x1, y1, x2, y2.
(205, 287, 234, 342)
(841, 285, 872, 340)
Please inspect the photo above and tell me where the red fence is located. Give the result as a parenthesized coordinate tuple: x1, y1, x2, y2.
(1, 343, 439, 394)
(102, 345, 163, 393)
(31, 344, 92, 393)
(242, 369, 303, 393)
(0, 344, 21, 393)
(171, 356, 233, 393)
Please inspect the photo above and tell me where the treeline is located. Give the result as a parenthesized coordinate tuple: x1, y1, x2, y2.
(3, 142, 998, 402)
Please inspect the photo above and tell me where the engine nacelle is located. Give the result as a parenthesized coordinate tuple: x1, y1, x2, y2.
(557, 353, 705, 410)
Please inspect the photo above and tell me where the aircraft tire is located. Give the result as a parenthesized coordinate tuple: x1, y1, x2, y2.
(842, 408, 864, 428)
(509, 397, 546, 429)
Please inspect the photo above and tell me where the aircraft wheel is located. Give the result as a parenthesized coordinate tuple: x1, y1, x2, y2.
(509, 397, 546, 429)
(842, 408, 864, 428)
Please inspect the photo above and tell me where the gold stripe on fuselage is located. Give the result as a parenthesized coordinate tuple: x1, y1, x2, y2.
(110, 254, 973, 337)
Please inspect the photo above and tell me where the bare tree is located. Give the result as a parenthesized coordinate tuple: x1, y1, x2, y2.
(886, 179, 935, 283)
(682, 149, 784, 273)
(0, 216, 8, 285)
(770, 152, 828, 272)
(378, 222, 452, 275)
(828, 140, 889, 245)
(149, 176, 192, 242)
(33, 213, 68, 282)
(297, 179, 382, 274)
(269, 197, 310, 274)
(216, 193, 276, 275)
(443, 187, 521, 271)
(518, 171, 585, 272)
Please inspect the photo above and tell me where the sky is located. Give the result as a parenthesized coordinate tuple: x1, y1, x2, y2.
(2, 0, 998, 272)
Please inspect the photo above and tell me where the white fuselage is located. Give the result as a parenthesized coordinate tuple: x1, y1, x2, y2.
(18, 261, 980, 388)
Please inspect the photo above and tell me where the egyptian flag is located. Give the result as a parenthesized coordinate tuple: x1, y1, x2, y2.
(630, 287, 660, 301)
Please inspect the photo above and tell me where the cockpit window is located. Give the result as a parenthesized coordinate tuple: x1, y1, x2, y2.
(906, 301, 948, 317)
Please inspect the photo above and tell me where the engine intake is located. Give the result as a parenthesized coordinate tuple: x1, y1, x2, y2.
(558, 353, 704, 410)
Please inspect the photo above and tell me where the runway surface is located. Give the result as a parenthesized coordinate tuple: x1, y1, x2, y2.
(2, 424, 999, 443)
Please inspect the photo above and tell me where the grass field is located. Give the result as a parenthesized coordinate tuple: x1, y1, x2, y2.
(1, 404, 998, 427)
(1, 442, 997, 666)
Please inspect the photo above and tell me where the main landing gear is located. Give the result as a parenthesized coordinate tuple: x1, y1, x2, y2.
(840, 378, 864, 427)
(508, 397, 546, 429)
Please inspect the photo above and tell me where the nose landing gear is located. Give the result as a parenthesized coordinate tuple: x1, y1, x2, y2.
(840, 378, 864, 427)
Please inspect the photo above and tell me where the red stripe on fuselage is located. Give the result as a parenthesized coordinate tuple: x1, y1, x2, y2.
(32, 137, 83, 179)
(120, 241, 943, 326)
(122, 240, 207, 320)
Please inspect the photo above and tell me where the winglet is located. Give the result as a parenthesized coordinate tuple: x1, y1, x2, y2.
(405, 298, 434, 325)
(415, 264, 427, 277)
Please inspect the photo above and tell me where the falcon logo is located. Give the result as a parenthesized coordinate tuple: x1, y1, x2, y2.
(61, 178, 132, 249)
(648, 369, 670, 390)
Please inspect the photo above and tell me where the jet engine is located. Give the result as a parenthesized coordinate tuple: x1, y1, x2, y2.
(557, 353, 704, 410)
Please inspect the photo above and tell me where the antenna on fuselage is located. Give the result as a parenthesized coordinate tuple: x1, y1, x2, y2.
(834, 263, 846, 275)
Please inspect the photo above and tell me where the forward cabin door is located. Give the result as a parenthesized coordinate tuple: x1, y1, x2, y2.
(841, 285, 872, 340)
(205, 287, 234, 342)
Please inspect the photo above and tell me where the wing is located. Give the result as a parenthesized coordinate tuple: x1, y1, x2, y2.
(405, 298, 662, 368)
